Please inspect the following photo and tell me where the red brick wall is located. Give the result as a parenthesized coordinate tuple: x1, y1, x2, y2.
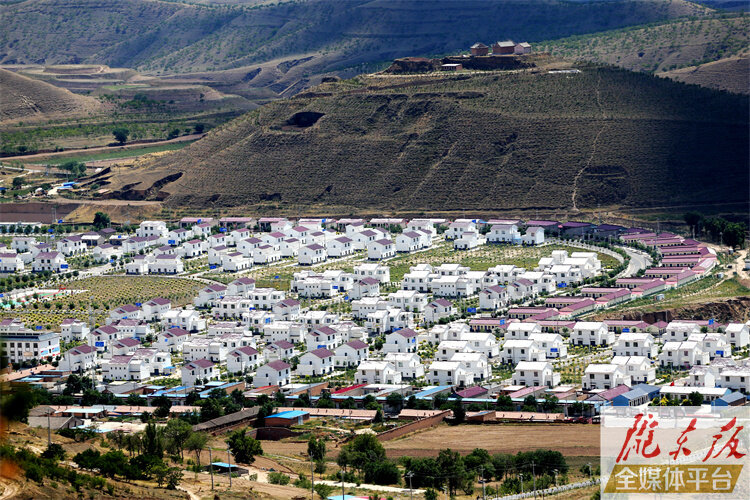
(376, 410, 451, 442)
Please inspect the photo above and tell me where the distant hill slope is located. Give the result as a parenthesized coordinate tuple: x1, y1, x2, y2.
(662, 55, 750, 94)
(543, 14, 749, 74)
(101, 64, 749, 215)
(0, 68, 103, 122)
(0, 0, 709, 88)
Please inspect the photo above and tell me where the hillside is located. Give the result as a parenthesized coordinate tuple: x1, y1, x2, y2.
(662, 55, 750, 94)
(0, 0, 711, 98)
(543, 13, 749, 74)
(99, 63, 749, 215)
(0, 68, 104, 122)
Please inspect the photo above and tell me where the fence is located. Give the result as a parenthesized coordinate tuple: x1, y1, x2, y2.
(375, 409, 451, 441)
(489, 478, 601, 500)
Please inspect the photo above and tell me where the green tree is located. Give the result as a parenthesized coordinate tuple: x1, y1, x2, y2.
(307, 435, 326, 461)
(424, 489, 438, 500)
(339, 433, 386, 475)
(683, 211, 703, 234)
(314, 483, 334, 499)
(226, 429, 263, 464)
(496, 394, 514, 411)
(12, 177, 24, 189)
(112, 128, 129, 144)
(688, 391, 704, 406)
(143, 422, 164, 458)
(452, 399, 465, 424)
(521, 395, 537, 412)
(386, 392, 404, 411)
(185, 432, 208, 467)
(164, 418, 193, 459)
(93, 212, 111, 230)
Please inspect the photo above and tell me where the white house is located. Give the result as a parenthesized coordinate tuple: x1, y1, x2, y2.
(250, 288, 286, 310)
(254, 359, 293, 386)
(382, 328, 419, 353)
(454, 231, 485, 250)
(142, 297, 171, 321)
(658, 341, 710, 368)
(181, 358, 218, 386)
(221, 252, 252, 272)
(32, 252, 68, 273)
(162, 309, 205, 332)
(427, 361, 472, 387)
(367, 238, 395, 260)
(478, 285, 508, 311)
(273, 298, 301, 320)
(436, 340, 471, 361)
(354, 263, 390, 283)
(182, 337, 227, 363)
(299, 244, 327, 265)
(613, 332, 658, 358)
(56, 235, 85, 256)
(264, 341, 295, 362)
(326, 236, 354, 258)
(572, 322, 614, 346)
(506, 322, 541, 340)
(522, 227, 545, 245)
(487, 224, 521, 244)
(334, 340, 369, 367)
(355, 360, 402, 385)
(384, 352, 425, 379)
(611, 355, 656, 384)
(665, 321, 701, 342)
(125, 255, 152, 275)
(158, 327, 192, 353)
(350, 278, 380, 300)
(528, 333, 567, 359)
(60, 319, 90, 342)
(512, 361, 560, 388)
(450, 351, 490, 381)
(395, 231, 423, 253)
(0, 252, 24, 273)
(137, 221, 168, 238)
(725, 323, 750, 348)
(445, 221, 476, 240)
(424, 299, 456, 324)
(297, 348, 335, 377)
(111, 337, 141, 356)
(583, 363, 631, 390)
(305, 326, 340, 351)
(253, 244, 282, 264)
(388, 290, 428, 313)
(149, 254, 184, 274)
(501, 339, 546, 365)
(227, 346, 261, 374)
(227, 277, 256, 297)
(687, 333, 732, 360)
(194, 284, 228, 307)
(61, 344, 97, 372)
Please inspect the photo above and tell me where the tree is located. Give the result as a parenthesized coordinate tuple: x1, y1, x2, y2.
(314, 483, 334, 499)
(424, 489, 438, 500)
(436, 449, 468, 496)
(307, 435, 326, 462)
(194, 123, 205, 134)
(683, 211, 703, 234)
(226, 429, 263, 464)
(200, 397, 224, 422)
(688, 391, 704, 406)
(166, 467, 182, 489)
(496, 394, 514, 411)
(521, 395, 537, 412)
(12, 177, 24, 189)
(41, 443, 66, 461)
(452, 399, 465, 424)
(112, 128, 129, 144)
(365, 459, 401, 485)
(186, 432, 208, 467)
(143, 422, 164, 458)
(164, 418, 193, 459)
(339, 434, 386, 475)
(92, 212, 111, 230)
(386, 392, 404, 411)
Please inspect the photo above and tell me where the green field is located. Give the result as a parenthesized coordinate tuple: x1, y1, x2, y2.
(39, 141, 195, 165)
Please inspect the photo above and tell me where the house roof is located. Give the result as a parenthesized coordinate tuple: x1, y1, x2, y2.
(186, 358, 214, 369)
(146, 297, 171, 306)
(394, 328, 418, 339)
(308, 348, 334, 359)
(345, 340, 368, 349)
(70, 344, 96, 355)
(231, 346, 259, 357)
(115, 338, 140, 347)
(266, 360, 291, 371)
(430, 299, 453, 307)
(359, 277, 380, 286)
(272, 340, 294, 349)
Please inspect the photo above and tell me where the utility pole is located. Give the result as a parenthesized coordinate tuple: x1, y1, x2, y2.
(553, 469, 558, 488)
(47, 408, 52, 445)
(310, 453, 314, 500)
(532, 462, 536, 499)
(520, 474, 524, 494)
(227, 448, 232, 488)
(208, 447, 214, 490)
(405, 471, 414, 500)
(341, 463, 345, 500)
(480, 465, 486, 500)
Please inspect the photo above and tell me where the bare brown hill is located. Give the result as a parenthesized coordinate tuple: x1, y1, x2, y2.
(662, 56, 750, 94)
(100, 64, 749, 215)
(0, 68, 104, 122)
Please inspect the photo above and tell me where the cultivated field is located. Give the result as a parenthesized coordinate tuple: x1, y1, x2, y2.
(380, 423, 601, 459)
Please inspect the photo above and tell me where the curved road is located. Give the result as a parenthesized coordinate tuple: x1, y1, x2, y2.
(621, 247, 651, 277)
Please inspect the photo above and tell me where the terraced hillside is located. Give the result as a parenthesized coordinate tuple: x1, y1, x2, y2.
(662, 55, 750, 94)
(0, 0, 710, 98)
(543, 14, 749, 74)
(100, 63, 749, 215)
(0, 68, 104, 122)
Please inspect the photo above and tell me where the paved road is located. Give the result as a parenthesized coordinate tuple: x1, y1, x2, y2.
(621, 247, 651, 277)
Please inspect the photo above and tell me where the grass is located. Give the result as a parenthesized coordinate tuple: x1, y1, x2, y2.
(38, 141, 196, 166)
